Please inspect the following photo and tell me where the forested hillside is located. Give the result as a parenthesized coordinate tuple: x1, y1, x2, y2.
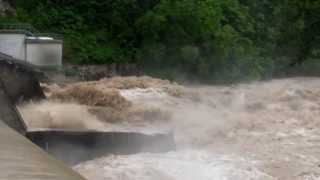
(1, 0, 320, 82)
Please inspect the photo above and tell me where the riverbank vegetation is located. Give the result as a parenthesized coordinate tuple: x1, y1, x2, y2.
(2, 0, 320, 82)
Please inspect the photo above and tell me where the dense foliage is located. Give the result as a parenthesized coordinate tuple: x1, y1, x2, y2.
(2, 0, 320, 82)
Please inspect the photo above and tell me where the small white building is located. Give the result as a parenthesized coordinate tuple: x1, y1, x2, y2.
(0, 30, 63, 66)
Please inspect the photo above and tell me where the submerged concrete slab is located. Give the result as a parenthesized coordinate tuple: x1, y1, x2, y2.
(27, 129, 175, 165)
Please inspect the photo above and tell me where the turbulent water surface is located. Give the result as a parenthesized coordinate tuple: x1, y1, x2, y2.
(24, 77, 320, 180)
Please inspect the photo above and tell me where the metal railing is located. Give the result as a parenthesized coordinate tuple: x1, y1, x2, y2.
(33, 33, 63, 40)
(0, 23, 63, 40)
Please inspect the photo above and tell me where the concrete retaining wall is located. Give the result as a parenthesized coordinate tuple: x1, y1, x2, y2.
(0, 121, 85, 180)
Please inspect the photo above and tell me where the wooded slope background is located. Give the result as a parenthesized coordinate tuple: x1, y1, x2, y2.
(1, 0, 320, 82)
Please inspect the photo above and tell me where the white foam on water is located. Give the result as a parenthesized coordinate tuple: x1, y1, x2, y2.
(74, 150, 274, 180)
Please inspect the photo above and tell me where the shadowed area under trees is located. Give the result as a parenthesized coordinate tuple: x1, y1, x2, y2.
(1, 0, 320, 83)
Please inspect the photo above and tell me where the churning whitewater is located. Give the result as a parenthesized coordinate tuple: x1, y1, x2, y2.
(20, 77, 320, 180)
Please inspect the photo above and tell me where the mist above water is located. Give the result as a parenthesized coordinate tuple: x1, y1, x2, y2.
(120, 77, 320, 149)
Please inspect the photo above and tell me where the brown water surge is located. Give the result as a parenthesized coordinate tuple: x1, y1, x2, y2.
(20, 77, 320, 180)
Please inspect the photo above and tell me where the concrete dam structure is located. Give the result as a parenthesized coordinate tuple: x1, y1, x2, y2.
(0, 54, 174, 178)
(0, 54, 84, 179)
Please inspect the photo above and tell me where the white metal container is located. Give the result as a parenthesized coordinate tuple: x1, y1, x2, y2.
(25, 38, 63, 66)
(0, 30, 63, 66)
(0, 30, 26, 61)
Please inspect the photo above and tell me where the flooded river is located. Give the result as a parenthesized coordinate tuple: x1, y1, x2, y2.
(21, 77, 320, 180)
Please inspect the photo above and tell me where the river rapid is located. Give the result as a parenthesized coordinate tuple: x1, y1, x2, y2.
(32, 77, 320, 180)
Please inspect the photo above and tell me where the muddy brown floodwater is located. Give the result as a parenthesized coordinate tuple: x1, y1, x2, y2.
(20, 77, 320, 180)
